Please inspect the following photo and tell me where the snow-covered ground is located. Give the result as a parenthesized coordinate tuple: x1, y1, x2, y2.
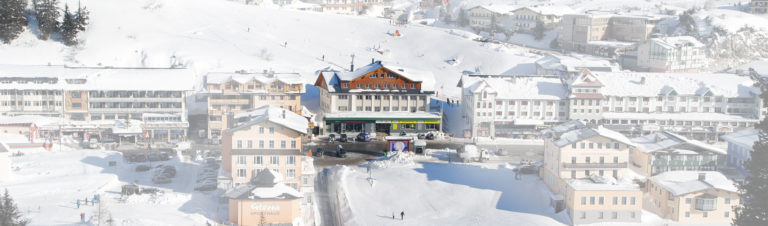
(336, 152, 570, 225)
(2, 147, 219, 225)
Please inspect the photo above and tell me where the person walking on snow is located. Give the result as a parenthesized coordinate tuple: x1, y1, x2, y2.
(85, 197, 88, 205)
(80, 212, 85, 222)
(284, 41, 288, 47)
(76, 200, 80, 208)
(400, 211, 404, 220)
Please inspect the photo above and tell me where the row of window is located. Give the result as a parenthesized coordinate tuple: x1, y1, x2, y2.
(477, 111, 566, 117)
(479, 100, 567, 108)
(577, 211, 636, 220)
(573, 106, 727, 114)
(1, 101, 61, 107)
(339, 95, 426, 100)
(236, 167, 296, 179)
(236, 155, 296, 166)
(88, 102, 182, 109)
(87, 91, 183, 98)
(571, 142, 624, 149)
(338, 106, 423, 112)
(604, 119, 750, 127)
(0, 90, 61, 95)
(571, 169, 618, 179)
(571, 156, 620, 164)
(220, 82, 300, 91)
(343, 83, 417, 90)
(580, 196, 636, 206)
(236, 139, 296, 149)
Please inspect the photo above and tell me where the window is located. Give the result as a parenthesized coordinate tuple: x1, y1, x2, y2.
(598, 212, 604, 219)
(247, 140, 253, 148)
(287, 169, 296, 179)
(685, 198, 692, 204)
(259, 127, 264, 134)
(280, 140, 286, 148)
(622, 197, 627, 205)
(630, 197, 636, 205)
(254, 156, 263, 165)
(581, 197, 586, 205)
(291, 140, 297, 149)
(269, 127, 275, 134)
(237, 169, 246, 178)
(237, 140, 243, 148)
(685, 212, 690, 218)
(287, 156, 296, 166)
(366, 84, 371, 89)
(590, 197, 595, 205)
(703, 211, 708, 218)
(613, 197, 618, 205)
(695, 198, 716, 211)
(599, 197, 604, 205)
(237, 156, 246, 165)
(612, 212, 617, 219)
(724, 211, 730, 218)
(259, 140, 264, 148)
(725, 198, 731, 204)
(269, 156, 279, 165)
(269, 140, 274, 148)
(614, 143, 620, 149)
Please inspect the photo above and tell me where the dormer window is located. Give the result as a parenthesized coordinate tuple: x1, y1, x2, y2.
(356, 84, 362, 89)
(343, 83, 349, 88)
(370, 73, 377, 78)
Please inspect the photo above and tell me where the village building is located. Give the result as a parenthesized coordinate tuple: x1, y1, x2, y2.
(637, 36, 707, 73)
(0, 65, 193, 143)
(751, 0, 768, 14)
(630, 131, 725, 177)
(565, 70, 762, 141)
(646, 171, 739, 223)
(466, 5, 517, 31)
(509, 5, 574, 33)
(535, 54, 621, 78)
(224, 169, 303, 226)
(720, 128, 759, 175)
(539, 121, 643, 224)
(313, 61, 439, 136)
(203, 71, 304, 141)
(220, 105, 308, 189)
(557, 12, 670, 57)
(318, 0, 392, 15)
(458, 75, 568, 138)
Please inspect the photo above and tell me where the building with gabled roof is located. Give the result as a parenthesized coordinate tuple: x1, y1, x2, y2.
(630, 131, 725, 177)
(313, 60, 439, 136)
(565, 69, 762, 141)
(221, 105, 308, 190)
(637, 36, 707, 73)
(509, 4, 574, 32)
(646, 171, 739, 223)
(540, 121, 642, 224)
(224, 168, 304, 226)
(203, 70, 304, 141)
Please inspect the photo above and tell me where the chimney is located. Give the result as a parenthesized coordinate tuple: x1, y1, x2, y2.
(350, 63, 354, 72)
(371, 58, 375, 64)
(222, 112, 235, 130)
(698, 173, 706, 181)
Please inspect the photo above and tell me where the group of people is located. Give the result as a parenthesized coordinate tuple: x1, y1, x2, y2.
(75, 194, 100, 208)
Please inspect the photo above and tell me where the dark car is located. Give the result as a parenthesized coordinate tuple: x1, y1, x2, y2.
(356, 132, 371, 142)
(134, 154, 148, 162)
(313, 148, 324, 157)
(148, 153, 160, 162)
(135, 165, 151, 172)
(417, 133, 426, 139)
(328, 134, 336, 142)
(338, 134, 348, 142)
(399, 131, 407, 136)
(426, 133, 435, 140)
(337, 148, 347, 158)
(160, 152, 170, 161)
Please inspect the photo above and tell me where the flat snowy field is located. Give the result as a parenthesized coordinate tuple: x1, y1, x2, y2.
(2, 146, 219, 226)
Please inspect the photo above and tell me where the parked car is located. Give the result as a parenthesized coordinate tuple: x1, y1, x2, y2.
(148, 153, 160, 162)
(399, 131, 407, 136)
(356, 132, 371, 142)
(161, 165, 176, 177)
(134, 154, 148, 162)
(135, 165, 151, 172)
(195, 183, 217, 191)
(313, 148, 324, 157)
(159, 152, 170, 161)
(338, 134, 348, 142)
(417, 133, 426, 139)
(328, 134, 336, 142)
(426, 133, 435, 140)
(337, 148, 347, 158)
(152, 176, 172, 184)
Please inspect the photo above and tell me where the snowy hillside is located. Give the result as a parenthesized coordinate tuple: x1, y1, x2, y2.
(0, 0, 545, 98)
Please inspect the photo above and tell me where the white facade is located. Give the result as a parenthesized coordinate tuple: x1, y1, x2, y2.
(467, 5, 515, 31)
(751, 0, 768, 14)
(567, 70, 762, 141)
(637, 36, 706, 73)
(459, 75, 568, 138)
(320, 0, 390, 15)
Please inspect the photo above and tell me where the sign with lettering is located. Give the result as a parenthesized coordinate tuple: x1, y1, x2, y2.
(250, 202, 281, 211)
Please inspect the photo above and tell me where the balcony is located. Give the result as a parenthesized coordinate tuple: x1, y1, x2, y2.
(562, 162, 627, 169)
(89, 97, 181, 102)
(209, 98, 250, 105)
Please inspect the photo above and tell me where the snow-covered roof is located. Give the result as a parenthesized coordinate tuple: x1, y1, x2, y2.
(731, 60, 768, 77)
(631, 131, 725, 155)
(581, 71, 760, 98)
(567, 175, 640, 191)
(469, 4, 519, 15)
(0, 115, 62, 126)
(551, 123, 634, 147)
(721, 128, 759, 149)
(206, 71, 304, 86)
(535, 54, 619, 73)
(0, 64, 194, 91)
(541, 120, 587, 137)
(224, 169, 302, 200)
(460, 75, 567, 100)
(228, 105, 308, 135)
(649, 36, 704, 49)
(650, 171, 737, 196)
(515, 5, 575, 16)
(601, 112, 759, 122)
(316, 62, 435, 93)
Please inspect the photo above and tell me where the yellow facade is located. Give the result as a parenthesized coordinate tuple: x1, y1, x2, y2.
(223, 121, 304, 188)
(646, 180, 739, 223)
(229, 198, 301, 226)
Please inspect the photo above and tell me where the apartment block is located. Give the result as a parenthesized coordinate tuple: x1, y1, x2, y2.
(630, 131, 726, 177)
(204, 71, 304, 140)
(721, 128, 759, 175)
(313, 61, 439, 136)
(221, 106, 308, 190)
(637, 36, 707, 73)
(539, 121, 642, 224)
(0, 65, 193, 142)
(558, 12, 669, 56)
(566, 70, 762, 141)
(466, 5, 516, 31)
(458, 75, 568, 138)
(509, 5, 574, 32)
(647, 171, 739, 224)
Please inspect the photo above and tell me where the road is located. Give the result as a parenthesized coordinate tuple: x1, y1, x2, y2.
(315, 168, 338, 226)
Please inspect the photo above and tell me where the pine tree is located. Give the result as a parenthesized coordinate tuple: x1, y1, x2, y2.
(0, 189, 29, 226)
(733, 69, 768, 226)
(75, 1, 89, 32)
(60, 4, 77, 46)
(0, 0, 28, 44)
(457, 9, 469, 27)
(534, 20, 545, 40)
(34, 0, 60, 40)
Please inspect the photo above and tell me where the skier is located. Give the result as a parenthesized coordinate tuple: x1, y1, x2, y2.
(400, 211, 404, 220)
(392, 212, 395, 220)
(284, 41, 288, 47)
(76, 200, 80, 208)
(322, 55, 325, 62)
(80, 212, 85, 222)
(85, 197, 88, 206)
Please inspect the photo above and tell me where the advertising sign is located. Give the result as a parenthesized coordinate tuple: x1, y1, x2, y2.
(389, 140, 410, 152)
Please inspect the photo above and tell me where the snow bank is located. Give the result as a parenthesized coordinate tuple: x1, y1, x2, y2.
(371, 151, 416, 169)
